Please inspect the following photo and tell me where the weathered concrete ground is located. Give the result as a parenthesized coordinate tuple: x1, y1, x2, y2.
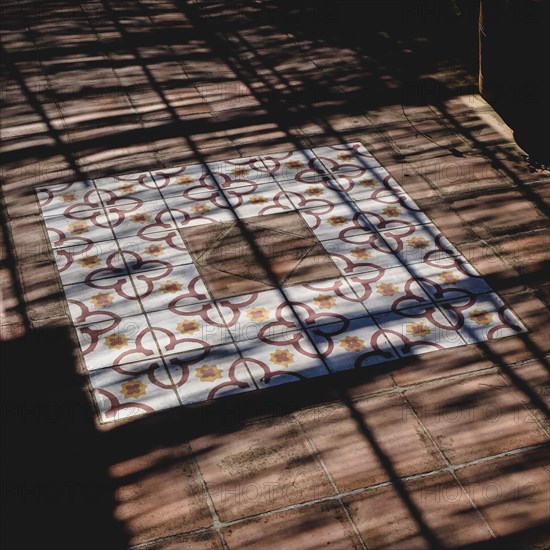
(1, 1, 549, 548)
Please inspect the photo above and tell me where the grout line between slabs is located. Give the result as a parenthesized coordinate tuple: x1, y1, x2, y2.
(493, 370, 550, 439)
(399, 390, 498, 539)
(293, 415, 368, 549)
(129, 526, 218, 550)
(183, 440, 229, 550)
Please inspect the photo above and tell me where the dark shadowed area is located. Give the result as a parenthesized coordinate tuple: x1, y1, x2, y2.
(1, 1, 549, 549)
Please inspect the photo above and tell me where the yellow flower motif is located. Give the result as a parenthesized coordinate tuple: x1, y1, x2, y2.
(104, 333, 128, 349)
(340, 335, 365, 352)
(68, 221, 88, 234)
(191, 203, 210, 214)
(195, 364, 223, 382)
(406, 322, 431, 338)
(232, 167, 250, 178)
(176, 319, 200, 334)
(121, 379, 146, 399)
(407, 237, 429, 249)
(175, 175, 194, 185)
(351, 247, 372, 260)
(59, 193, 77, 202)
(313, 295, 336, 309)
(469, 310, 493, 325)
(306, 187, 324, 196)
(359, 179, 376, 188)
(382, 206, 402, 217)
(337, 152, 354, 162)
(245, 307, 270, 322)
(249, 195, 269, 205)
(327, 215, 348, 226)
(285, 160, 304, 169)
(160, 280, 182, 294)
(438, 271, 460, 284)
(376, 283, 399, 296)
(270, 349, 294, 367)
(144, 244, 164, 256)
(119, 183, 136, 194)
(77, 255, 101, 268)
(91, 293, 114, 307)
(130, 213, 150, 224)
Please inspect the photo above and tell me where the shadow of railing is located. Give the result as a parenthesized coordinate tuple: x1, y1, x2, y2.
(1, 1, 549, 549)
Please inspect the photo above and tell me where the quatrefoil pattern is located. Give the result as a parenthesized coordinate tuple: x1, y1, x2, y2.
(37, 143, 526, 422)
